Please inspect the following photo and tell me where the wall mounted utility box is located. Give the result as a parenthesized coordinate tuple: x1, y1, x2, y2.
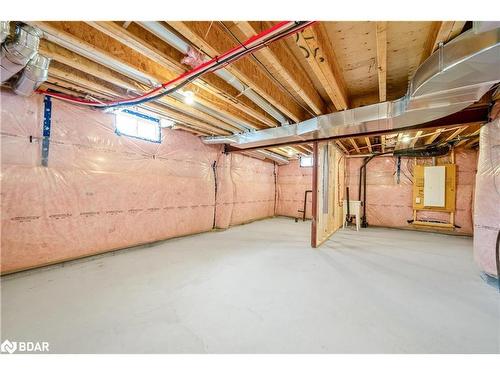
(413, 164, 456, 211)
(423, 166, 446, 207)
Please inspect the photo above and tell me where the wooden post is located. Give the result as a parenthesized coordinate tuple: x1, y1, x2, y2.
(311, 141, 319, 248)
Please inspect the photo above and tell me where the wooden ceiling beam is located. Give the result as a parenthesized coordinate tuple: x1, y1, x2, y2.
(425, 128, 444, 145)
(231, 21, 326, 116)
(294, 23, 349, 111)
(410, 130, 423, 148)
(167, 21, 305, 122)
(349, 138, 360, 153)
(46, 63, 232, 136)
(444, 126, 467, 141)
(364, 136, 372, 153)
(335, 141, 349, 154)
(87, 21, 278, 129)
(375, 22, 387, 102)
(420, 21, 466, 65)
(31, 21, 263, 133)
(455, 129, 481, 147)
(32, 24, 241, 134)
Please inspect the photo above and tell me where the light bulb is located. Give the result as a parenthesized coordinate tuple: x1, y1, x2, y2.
(183, 90, 195, 105)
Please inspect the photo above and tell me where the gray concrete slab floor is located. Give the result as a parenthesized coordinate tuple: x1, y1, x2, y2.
(1, 217, 498, 353)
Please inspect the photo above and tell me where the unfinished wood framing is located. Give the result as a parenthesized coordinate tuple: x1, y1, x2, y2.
(311, 141, 345, 248)
(375, 22, 387, 102)
(294, 23, 349, 111)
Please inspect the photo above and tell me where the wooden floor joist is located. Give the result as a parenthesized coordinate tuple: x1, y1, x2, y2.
(167, 21, 306, 122)
(375, 22, 387, 102)
(294, 23, 349, 111)
(87, 21, 278, 129)
(230, 21, 326, 116)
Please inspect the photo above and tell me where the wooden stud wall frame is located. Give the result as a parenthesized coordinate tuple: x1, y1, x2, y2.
(311, 140, 345, 247)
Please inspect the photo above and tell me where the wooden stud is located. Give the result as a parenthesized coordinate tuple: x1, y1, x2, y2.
(381, 135, 386, 153)
(375, 22, 387, 102)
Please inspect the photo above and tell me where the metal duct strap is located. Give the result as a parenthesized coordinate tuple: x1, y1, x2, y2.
(1, 24, 42, 83)
(13, 54, 51, 96)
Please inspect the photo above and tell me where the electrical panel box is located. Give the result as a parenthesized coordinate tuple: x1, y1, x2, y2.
(423, 166, 446, 207)
(413, 164, 456, 212)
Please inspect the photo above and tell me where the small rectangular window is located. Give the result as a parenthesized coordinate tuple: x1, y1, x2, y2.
(115, 109, 161, 143)
(300, 156, 314, 167)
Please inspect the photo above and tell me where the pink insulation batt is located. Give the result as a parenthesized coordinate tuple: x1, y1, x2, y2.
(276, 159, 313, 219)
(0, 91, 276, 273)
(473, 120, 500, 277)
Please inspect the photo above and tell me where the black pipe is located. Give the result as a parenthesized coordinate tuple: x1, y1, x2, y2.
(394, 144, 451, 158)
(362, 158, 368, 228)
(497, 229, 500, 292)
(346, 186, 351, 224)
(297, 190, 312, 222)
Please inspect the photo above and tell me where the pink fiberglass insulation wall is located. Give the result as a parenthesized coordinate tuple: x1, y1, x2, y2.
(345, 148, 478, 234)
(473, 120, 499, 277)
(0, 91, 275, 273)
(214, 152, 276, 229)
(276, 159, 313, 219)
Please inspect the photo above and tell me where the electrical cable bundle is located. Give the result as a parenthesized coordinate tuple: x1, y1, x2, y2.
(35, 21, 316, 109)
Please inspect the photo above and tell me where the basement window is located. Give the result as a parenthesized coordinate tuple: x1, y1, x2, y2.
(300, 156, 314, 167)
(115, 109, 161, 143)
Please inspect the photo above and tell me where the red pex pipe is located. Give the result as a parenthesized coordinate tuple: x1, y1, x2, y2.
(36, 21, 315, 108)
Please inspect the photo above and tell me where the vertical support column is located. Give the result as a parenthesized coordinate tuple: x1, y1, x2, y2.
(41, 95, 52, 167)
(311, 141, 318, 248)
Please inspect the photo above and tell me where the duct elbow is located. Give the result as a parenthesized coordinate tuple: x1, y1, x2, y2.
(1, 24, 42, 83)
(12, 54, 51, 96)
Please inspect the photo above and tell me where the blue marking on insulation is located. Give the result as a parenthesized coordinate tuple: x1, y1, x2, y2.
(41, 96, 52, 167)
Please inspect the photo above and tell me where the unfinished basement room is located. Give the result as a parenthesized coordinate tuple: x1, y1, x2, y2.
(1, 5, 499, 364)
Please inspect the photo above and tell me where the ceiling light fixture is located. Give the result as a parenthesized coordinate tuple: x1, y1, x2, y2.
(183, 90, 195, 105)
(401, 135, 411, 144)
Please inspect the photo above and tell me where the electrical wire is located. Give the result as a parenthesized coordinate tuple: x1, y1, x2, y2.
(219, 21, 318, 119)
(36, 21, 316, 109)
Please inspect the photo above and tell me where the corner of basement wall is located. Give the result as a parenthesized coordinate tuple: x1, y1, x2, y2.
(0, 90, 278, 274)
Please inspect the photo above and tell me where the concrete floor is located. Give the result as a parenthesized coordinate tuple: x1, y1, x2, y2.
(1, 217, 499, 353)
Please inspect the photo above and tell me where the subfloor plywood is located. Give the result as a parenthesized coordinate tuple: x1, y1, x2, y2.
(1, 218, 498, 353)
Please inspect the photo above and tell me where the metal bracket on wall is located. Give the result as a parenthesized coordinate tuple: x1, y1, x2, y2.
(41, 95, 52, 167)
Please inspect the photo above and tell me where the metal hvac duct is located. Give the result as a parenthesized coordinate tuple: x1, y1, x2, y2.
(12, 54, 51, 96)
(0, 21, 10, 44)
(1, 24, 42, 83)
(203, 26, 500, 149)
